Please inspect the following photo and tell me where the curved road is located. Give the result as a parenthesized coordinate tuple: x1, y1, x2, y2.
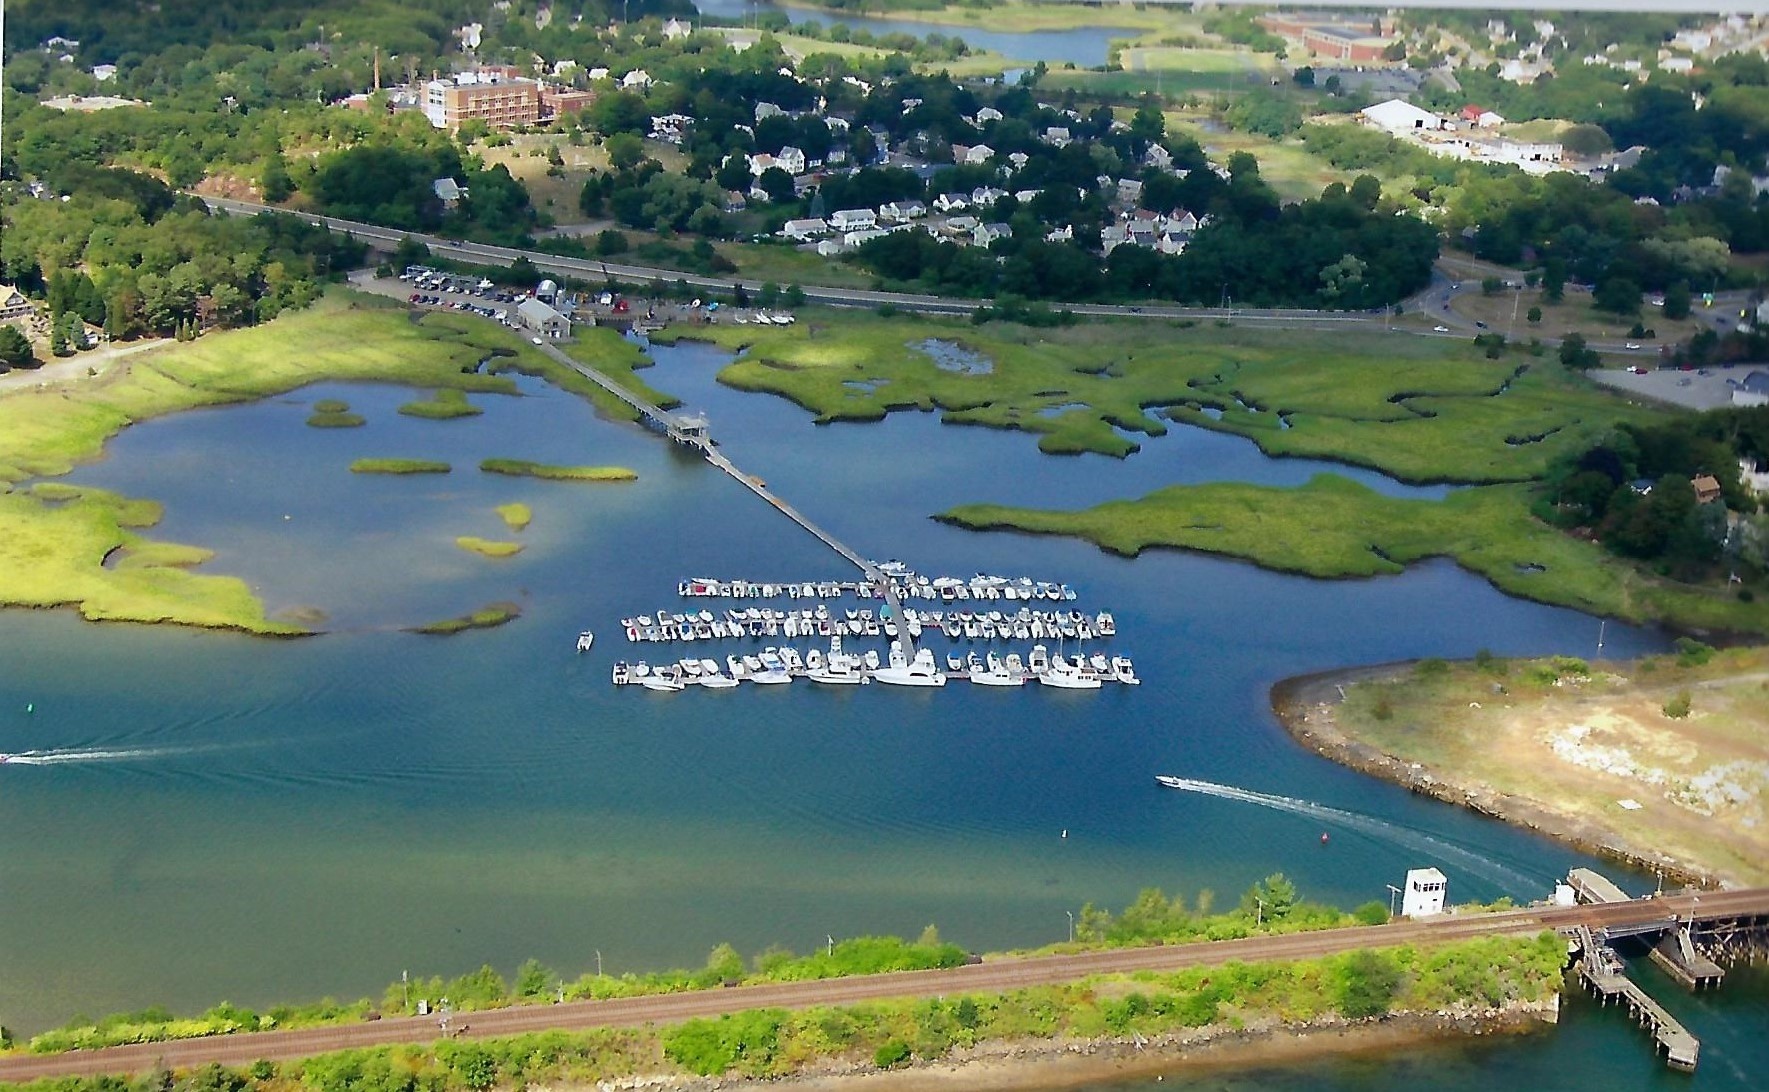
(4, 888, 1763, 1080)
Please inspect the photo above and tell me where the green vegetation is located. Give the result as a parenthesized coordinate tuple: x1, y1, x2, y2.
(0, 293, 599, 632)
(348, 459, 450, 475)
(662, 314, 1648, 478)
(941, 474, 1769, 636)
(411, 602, 522, 636)
(495, 503, 533, 531)
(10, 932, 1567, 1090)
(0, 484, 299, 635)
(480, 460, 637, 482)
(455, 537, 524, 559)
(305, 409, 365, 428)
(397, 388, 481, 420)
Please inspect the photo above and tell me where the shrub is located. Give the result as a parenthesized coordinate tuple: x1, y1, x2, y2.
(1673, 637, 1714, 668)
(873, 1039, 911, 1068)
(1663, 690, 1692, 719)
(1335, 950, 1402, 1018)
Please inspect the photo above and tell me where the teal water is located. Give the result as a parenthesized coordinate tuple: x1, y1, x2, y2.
(2, 337, 1762, 1089)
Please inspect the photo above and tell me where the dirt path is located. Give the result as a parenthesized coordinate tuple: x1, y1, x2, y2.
(0, 338, 171, 393)
(3, 889, 1761, 1081)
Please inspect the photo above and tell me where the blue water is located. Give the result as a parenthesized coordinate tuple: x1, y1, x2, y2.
(2, 333, 1762, 1090)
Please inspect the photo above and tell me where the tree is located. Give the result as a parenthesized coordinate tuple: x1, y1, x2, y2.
(1527, 305, 1542, 324)
(595, 228, 629, 256)
(606, 133, 646, 172)
(0, 326, 36, 370)
(1292, 66, 1315, 87)
(1559, 332, 1599, 368)
(261, 155, 293, 202)
(50, 323, 69, 356)
(1663, 280, 1692, 320)
(1594, 276, 1642, 316)
(757, 166, 795, 204)
(1336, 950, 1403, 1018)
(1542, 261, 1566, 304)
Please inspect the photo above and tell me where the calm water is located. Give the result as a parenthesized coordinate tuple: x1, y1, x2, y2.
(2, 334, 1763, 1089)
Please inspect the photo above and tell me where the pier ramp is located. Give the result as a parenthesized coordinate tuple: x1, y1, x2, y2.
(1573, 926, 1700, 1072)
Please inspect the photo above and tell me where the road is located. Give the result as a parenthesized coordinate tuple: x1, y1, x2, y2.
(4, 887, 1764, 1081)
(194, 197, 1474, 336)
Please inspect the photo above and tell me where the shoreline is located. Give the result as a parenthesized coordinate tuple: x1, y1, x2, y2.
(1269, 662, 1716, 888)
(672, 1000, 1558, 1092)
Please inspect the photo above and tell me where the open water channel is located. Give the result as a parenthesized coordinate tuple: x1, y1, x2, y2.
(2, 331, 1763, 1087)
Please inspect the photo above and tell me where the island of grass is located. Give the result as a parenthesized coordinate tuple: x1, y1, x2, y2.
(495, 502, 532, 530)
(0, 292, 625, 634)
(939, 474, 1769, 636)
(411, 601, 521, 634)
(1273, 646, 1769, 888)
(480, 458, 637, 482)
(305, 398, 364, 428)
(656, 313, 1653, 480)
(455, 536, 524, 558)
(349, 458, 451, 475)
(398, 388, 481, 419)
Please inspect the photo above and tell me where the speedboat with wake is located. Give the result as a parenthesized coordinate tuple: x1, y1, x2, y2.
(1155, 775, 1185, 789)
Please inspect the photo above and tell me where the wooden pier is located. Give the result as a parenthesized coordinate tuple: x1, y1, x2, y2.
(1573, 926, 1700, 1072)
(536, 340, 910, 643)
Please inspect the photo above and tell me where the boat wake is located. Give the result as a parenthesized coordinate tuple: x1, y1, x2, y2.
(1158, 776, 1546, 891)
(1, 746, 195, 766)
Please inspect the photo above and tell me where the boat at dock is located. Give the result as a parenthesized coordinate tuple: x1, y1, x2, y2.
(871, 644, 946, 687)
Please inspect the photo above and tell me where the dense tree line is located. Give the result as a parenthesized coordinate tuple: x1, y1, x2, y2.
(2, 167, 362, 339)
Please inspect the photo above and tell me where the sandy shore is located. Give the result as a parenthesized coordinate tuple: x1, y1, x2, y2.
(1269, 663, 1713, 888)
(635, 1001, 1557, 1092)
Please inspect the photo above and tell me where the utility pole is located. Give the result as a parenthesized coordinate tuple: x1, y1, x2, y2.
(595, 949, 603, 977)
(1386, 884, 1403, 919)
(1066, 910, 1075, 944)
(402, 969, 409, 1011)
(827, 935, 835, 958)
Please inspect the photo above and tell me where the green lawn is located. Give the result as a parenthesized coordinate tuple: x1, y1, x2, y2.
(940, 474, 1766, 636)
(657, 313, 1653, 482)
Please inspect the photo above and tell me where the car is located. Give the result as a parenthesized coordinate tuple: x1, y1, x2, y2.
(531, 336, 544, 345)
(1625, 342, 1640, 350)
(1433, 325, 1449, 332)
(1474, 320, 1487, 329)
(1630, 365, 1649, 375)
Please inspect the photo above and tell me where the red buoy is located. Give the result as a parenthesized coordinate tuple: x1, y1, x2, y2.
(1320, 832, 1330, 845)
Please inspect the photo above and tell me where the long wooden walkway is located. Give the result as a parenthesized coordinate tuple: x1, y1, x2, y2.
(535, 341, 912, 639)
(1573, 926, 1700, 1071)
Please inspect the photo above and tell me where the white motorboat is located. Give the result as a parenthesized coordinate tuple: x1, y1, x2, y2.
(946, 653, 965, 673)
(1028, 644, 1050, 675)
(871, 644, 947, 687)
(640, 674, 685, 692)
(576, 631, 595, 653)
(1038, 658, 1101, 689)
(726, 655, 750, 681)
(698, 670, 739, 689)
(611, 662, 631, 685)
(1155, 775, 1184, 789)
(807, 658, 866, 684)
(968, 661, 1024, 686)
(1112, 656, 1141, 685)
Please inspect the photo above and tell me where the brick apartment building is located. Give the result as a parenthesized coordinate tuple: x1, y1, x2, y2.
(423, 73, 540, 130)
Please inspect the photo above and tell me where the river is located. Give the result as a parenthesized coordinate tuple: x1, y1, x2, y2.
(2, 328, 1762, 1087)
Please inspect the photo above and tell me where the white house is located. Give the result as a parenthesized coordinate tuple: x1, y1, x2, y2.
(662, 17, 692, 41)
(620, 69, 653, 90)
(1007, 151, 1030, 170)
(755, 101, 784, 120)
(1401, 868, 1448, 919)
(880, 200, 927, 222)
(960, 143, 995, 165)
(515, 298, 570, 339)
(1116, 178, 1144, 204)
(91, 64, 117, 81)
(970, 186, 1006, 207)
(815, 238, 850, 257)
(829, 208, 877, 231)
(1660, 56, 1695, 74)
(1361, 98, 1446, 135)
(939, 215, 979, 238)
(844, 227, 891, 248)
(933, 192, 969, 213)
(432, 177, 467, 207)
(775, 146, 807, 175)
(1043, 126, 1071, 147)
(586, 67, 611, 81)
(780, 218, 831, 240)
(973, 222, 1011, 247)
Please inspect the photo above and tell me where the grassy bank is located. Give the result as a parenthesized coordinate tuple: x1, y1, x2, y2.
(940, 474, 1767, 636)
(455, 536, 524, 558)
(1324, 648, 1769, 886)
(305, 399, 364, 428)
(4, 933, 1565, 1091)
(659, 314, 1652, 481)
(0, 293, 611, 633)
(0, 485, 300, 635)
(348, 458, 451, 475)
(480, 459, 638, 482)
(410, 602, 522, 635)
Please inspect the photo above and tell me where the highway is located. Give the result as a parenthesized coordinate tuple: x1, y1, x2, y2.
(192, 197, 1523, 337)
(4, 887, 1763, 1080)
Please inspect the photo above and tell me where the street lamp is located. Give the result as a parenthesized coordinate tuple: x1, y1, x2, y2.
(1386, 884, 1403, 919)
(1066, 911, 1075, 944)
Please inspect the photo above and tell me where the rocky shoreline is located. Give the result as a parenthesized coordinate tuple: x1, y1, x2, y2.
(610, 999, 1559, 1092)
(1268, 663, 1715, 889)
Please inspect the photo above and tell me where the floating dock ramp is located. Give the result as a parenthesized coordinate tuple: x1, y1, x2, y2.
(1573, 926, 1700, 1071)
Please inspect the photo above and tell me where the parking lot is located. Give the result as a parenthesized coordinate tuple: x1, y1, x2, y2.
(1589, 364, 1754, 411)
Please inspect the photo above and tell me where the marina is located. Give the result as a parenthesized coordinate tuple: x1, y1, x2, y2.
(610, 640, 1138, 690)
(616, 604, 1115, 644)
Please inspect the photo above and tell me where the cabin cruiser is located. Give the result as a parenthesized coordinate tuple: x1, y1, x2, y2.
(1028, 644, 1050, 675)
(611, 662, 632, 685)
(871, 644, 947, 687)
(1155, 775, 1184, 789)
(1038, 656, 1101, 689)
(1111, 655, 1140, 685)
(968, 651, 1024, 687)
(640, 670, 686, 692)
(576, 631, 595, 653)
